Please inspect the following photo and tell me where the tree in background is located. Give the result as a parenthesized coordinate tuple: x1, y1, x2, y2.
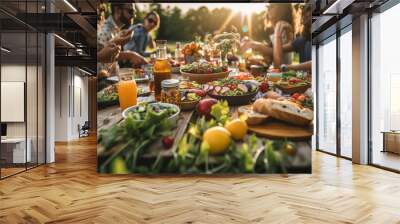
(132, 3, 268, 43)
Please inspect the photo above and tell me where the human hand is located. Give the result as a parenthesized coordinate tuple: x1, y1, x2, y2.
(97, 42, 121, 63)
(240, 37, 253, 52)
(274, 21, 292, 39)
(111, 29, 133, 46)
(126, 51, 148, 66)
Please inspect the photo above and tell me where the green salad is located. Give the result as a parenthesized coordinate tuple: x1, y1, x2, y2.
(127, 102, 178, 120)
(97, 86, 118, 103)
(181, 61, 228, 74)
(203, 78, 258, 96)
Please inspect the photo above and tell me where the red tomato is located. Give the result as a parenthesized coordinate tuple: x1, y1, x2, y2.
(297, 95, 306, 101)
(292, 93, 300, 99)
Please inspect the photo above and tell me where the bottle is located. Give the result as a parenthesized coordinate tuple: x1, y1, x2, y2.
(174, 42, 182, 62)
(153, 40, 172, 101)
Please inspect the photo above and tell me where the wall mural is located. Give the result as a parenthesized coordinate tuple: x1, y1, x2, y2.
(96, 2, 313, 174)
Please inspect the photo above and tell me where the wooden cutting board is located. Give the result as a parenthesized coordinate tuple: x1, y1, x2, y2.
(233, 106, 312, 140)
(247, 121, 313, 140)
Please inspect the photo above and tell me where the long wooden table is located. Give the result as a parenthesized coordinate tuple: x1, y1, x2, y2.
(97, 74, 312, 172)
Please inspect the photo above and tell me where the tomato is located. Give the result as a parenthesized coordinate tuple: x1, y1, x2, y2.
(162, 136, 174, 149)
(292, 93, 300, 99)
(297, 95, 306, 101)
(259, 82, 269, 93)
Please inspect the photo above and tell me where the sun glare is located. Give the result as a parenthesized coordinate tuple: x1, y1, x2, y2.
(229, 3, 262, 16)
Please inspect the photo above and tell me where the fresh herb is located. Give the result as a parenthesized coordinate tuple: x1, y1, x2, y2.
(210, 100, 230, 125)
(98, 103, 175, 173)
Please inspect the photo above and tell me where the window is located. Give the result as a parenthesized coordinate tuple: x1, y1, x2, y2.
(0, 0, 47, 179)
(370, 2, 400, 171)
(339, 27, 352, 158)
(317, 36, 337, 154)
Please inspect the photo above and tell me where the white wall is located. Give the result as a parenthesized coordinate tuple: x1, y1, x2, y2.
(54, 66, 89, 141)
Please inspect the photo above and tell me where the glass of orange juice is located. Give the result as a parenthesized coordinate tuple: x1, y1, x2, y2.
(117, 72, 137, 110)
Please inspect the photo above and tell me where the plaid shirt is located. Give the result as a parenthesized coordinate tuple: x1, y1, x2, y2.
(97, 16, 120, 50)
(97, 16, 120, 73)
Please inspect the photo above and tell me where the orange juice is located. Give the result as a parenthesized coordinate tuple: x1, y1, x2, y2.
(117, 80, 137, 110)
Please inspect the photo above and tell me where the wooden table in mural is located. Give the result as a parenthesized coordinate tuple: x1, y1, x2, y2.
(97, 73, 312, 172)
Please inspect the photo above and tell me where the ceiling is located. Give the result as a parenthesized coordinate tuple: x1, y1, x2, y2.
(311, 0, 390, 42)
(0, 0, 96, 74)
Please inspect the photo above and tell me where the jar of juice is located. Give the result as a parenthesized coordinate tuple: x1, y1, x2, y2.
(161, 79, 180, 105)
(154, 40, 172, 101)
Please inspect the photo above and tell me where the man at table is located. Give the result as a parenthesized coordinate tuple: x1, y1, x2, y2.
(97, 3, 147, 67)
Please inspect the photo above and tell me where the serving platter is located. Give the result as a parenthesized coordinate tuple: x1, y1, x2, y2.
(208, 91, 257, 106)
(233, 105, 312, 140)
(275, 83, 311, 94)
(181, 70, 230, 84)
(247, 121, 313, 140)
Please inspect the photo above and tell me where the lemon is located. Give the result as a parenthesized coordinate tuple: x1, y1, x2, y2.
(203, 127, 231, 155)
(225, 118, 248, 140)
(111, 157, 129, 174)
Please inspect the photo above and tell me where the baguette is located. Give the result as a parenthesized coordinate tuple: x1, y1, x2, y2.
(253, 98, 313, 126)
(238, 105, 268, 125)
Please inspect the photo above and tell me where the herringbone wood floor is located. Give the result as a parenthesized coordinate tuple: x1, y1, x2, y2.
(0, 136, 399, 224)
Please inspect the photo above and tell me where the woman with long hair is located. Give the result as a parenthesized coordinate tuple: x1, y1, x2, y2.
(124, 11, 160, 57)
(240, 4, 295, 66)
(274, 4, 312, 72)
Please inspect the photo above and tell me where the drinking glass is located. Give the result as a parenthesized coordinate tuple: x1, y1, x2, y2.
(117, 72, 137, 110)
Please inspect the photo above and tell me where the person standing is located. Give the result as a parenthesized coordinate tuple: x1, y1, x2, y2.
(274, 4, 312, 72)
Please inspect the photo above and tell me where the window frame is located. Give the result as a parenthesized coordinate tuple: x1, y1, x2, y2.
(314, 19, 353, 160)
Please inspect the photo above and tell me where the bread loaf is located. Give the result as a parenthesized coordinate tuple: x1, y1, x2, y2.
(238, 105, 268, 125)
(253, 98, 313, 126)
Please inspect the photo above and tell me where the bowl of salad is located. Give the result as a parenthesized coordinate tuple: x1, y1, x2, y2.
(179, 89, 205, 110)
(122, 102, 180, 126)
(204, 78, 259, 105)
(97, 85, 119, 109)
(180, 61, 229, 84)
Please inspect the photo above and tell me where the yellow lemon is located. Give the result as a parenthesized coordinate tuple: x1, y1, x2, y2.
(225, 118, 248, 140)
(203, 127, 231, 155)
(111, 157, 129, 174)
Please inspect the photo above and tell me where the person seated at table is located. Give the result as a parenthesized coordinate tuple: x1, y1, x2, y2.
(240, 4, 294, 66)
(98, 42, 121, 64)
(97, 41, 121, 91)
(124, 11, 160, 57)
(274, 4, 312, 72)
(97, 3, 148, 67)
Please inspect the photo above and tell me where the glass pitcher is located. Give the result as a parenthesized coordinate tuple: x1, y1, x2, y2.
(153, 40, 172, 101)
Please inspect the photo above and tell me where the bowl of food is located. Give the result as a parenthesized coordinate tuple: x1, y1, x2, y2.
(119, 68, 149, 83)
(276, 77, 311, 94)
(204, 78, 259, 105)
(179, 80, 202, 90)
(179, 89, 205, 110)
(97, 85, 119, 109)
(266, 68, 282, 82)
(122, 102, 180, 126)
(180, 61, 230, 84)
